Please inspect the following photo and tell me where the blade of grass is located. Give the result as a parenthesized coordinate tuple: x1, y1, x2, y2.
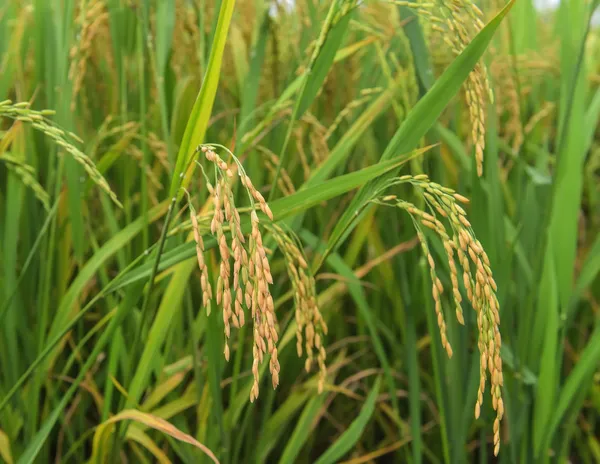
(545, 325, 600, 454)
(314, 377, 382, 464)
(169, 0, 236, 198)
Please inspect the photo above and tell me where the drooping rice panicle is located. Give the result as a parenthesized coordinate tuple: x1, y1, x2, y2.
(0, 152, 50, 210)
(267, 222, 328, 392)
(375, 173, 503, 455)
(0, 100, 121, 207)
(186, 144, 280, 401)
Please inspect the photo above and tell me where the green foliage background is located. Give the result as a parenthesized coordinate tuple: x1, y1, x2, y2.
(0, 0, 599, 462)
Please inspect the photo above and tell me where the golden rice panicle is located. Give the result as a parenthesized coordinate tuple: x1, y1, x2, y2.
(211, 178, 234, 360)
(376, 174, 503, 454)
(458, 232, 503, 456)
(171, 0, 202, 78)
(433, 0, 492, 176)
(465, 72, 486, 176)
(258, 147, 296, 196)
(0, 152, 50, 211)
(490, 54, 523, 152)
(197, 144, 280, 402)
(188, 201, 213, 314)
(524, 101, 555, 136)
(227, 193, 247, 329)
(241, 172, 274, 220)
(202, 146, 235, 359)
(299, 261, 328, 392)
(324, 89, 381, 140)
(69, 0, 110, 110)
(400, 200, 453, 358)
(422, 178, 503, 455)
(268, 223, 328, 392)
(248, 211, 279, 401)
(428, 188, 503, 432)
(420, 189, 466, 326)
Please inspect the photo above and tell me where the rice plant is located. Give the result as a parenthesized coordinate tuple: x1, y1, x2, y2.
(1, 0, 599, 462)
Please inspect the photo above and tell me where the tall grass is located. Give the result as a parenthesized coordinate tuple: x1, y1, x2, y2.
(1, 0, 599, 462)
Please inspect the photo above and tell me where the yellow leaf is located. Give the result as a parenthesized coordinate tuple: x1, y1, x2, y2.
(142, 371, 188, 412)
(127, 426, 171, 464)
(92, 409, 219, 464)
(0, 429, 13, 464)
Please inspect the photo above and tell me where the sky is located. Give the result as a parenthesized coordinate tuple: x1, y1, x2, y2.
(534, 0, 600, 25)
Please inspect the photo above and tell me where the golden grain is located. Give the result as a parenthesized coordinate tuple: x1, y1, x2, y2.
(374, 173, 503, 454)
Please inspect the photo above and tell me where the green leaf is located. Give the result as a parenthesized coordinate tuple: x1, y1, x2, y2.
(314, 377, 382, 464)
(277, 396, 325, 464)
(125, 261, 197, 408)
(533, 242, 559, 456)
(296, 9, 353, 118)
(569, 234, 600, 314)
(304, 86, 398, 187)
(17, 395, 69, 464)
(256, 390, 312, 462)
(549, 0, 593, 308)
(169, 0, 236, 197)
(398, 6, 433, 91)
(14, 286, 145, 463)
(270, 1, 355, 198)
(546, 326, 600, 450)
(155, 0, 176, 75)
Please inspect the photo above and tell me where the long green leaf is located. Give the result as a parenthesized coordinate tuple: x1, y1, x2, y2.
(545, 326, 600, 450)
(15, 285, 145, 463)
(314, 377, 382, 464)
(277, 396, 325, 464)
(532, 242, 559, 456)
(169, 0, 236, 197)
(569, 234, 600, 314)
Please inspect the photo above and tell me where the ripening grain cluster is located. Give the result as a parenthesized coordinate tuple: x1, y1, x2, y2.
(0, 0, 598, 462)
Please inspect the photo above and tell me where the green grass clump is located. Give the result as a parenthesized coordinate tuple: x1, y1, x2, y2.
(1, 0, 599, 462)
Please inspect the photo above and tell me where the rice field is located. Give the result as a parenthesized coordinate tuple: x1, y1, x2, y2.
(0, 0, 599, 462)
